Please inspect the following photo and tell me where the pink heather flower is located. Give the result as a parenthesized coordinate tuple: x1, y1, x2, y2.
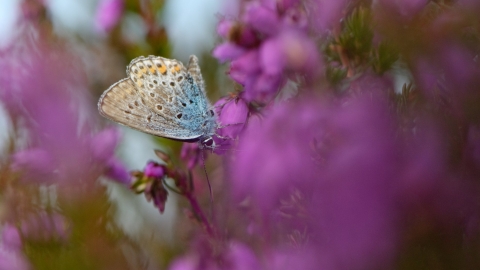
(217, 18, 236, 38)
(181, 143, 202, 170)
(213, 96, 249, 154)
(413, 43, 480, 117)
(94, 0, 124, 33)
(228, 50, 261, 85)
(90, 128, 120, 162)
(260, 30, 320, 76)
(90, 128, 131, 185)
(11, 148, 56, 184)
(214, 1, 323, 103)
(1, 224, 22, 252)
(277, 0, 301, 11)
(232, 97, 324, 212)
(232, 90, 400, 268)
(105, 158, 131, 186)
(242, 2, 280, 36)
(212, 43, 246, 63)
(168, 241, 260, 270)
(145, 179, 168, 214)
(1, 42, 128, 187)
(243, 73, 283, 102)
(215, 96, 249, 138)
(309, 0, 349, 33)
(144, 161, 165, 179)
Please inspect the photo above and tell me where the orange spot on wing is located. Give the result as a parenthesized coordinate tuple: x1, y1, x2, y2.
(159, 65, 167, 74)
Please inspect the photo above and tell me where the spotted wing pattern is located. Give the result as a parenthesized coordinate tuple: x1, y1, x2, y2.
(98, 55, 216, 141)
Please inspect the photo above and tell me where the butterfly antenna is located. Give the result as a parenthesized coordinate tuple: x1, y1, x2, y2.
(201, 149, 214, 220)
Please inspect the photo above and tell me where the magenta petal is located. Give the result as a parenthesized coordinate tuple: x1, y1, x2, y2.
(215, 97, 249, 138)
(228, 50, 261, 85)
(243, 2, 280, 36)
(1, 224, 22, 252)
(217, 18, 235, 38)
(106, 158, 131, 186)
(95, 0, 124, 33)
(144, 161, 165, 179)
(91, 127, 120, 162)
(260, 37, 286, 75)
(213, 43, 246, 63)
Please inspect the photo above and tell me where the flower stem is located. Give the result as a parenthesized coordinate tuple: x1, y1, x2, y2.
(184, 190, 215, 237)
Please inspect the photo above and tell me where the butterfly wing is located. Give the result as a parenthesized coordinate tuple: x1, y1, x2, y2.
(99, 56, 213, 141)
(186, 55, 206, 95)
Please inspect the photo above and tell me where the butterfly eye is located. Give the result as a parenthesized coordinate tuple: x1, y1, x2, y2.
(202, 137, 214, 147)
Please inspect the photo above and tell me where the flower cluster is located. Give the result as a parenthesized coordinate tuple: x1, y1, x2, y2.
(213, 0, 320, 103)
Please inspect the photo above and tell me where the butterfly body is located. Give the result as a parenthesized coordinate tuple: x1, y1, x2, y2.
(98, 55, 216, 146)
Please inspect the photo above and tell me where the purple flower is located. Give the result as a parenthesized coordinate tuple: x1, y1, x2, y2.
(144, 161, 165, 179)
(308, 0, 349, 33)
(231, 97, 324, 212)
(213, 96, 249, 154)
(105, 158, 131, 186)
(260, 30, 320, 76)
(90, 128, 131, 185)
(0, 251, 30, 270)
(214, 0, 323, 103)
(217, 19, 258, 47)
(1, 43, 128, 187)
(144, 179, 169, 213)
(231, 91, 400, 268)
(228, 50, 261, 85)
(1, 224, 22, 252)
(242, 2, 280, 36)
(168, 241, 260, 270)
(413, 43, 480, 117)
(94, 0, 124, 33)
(181, 143, 202, 170)
(11, 148, 56, 184)
(212, 43, 246, 63)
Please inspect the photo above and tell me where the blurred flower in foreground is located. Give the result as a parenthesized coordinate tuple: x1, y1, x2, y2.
(214, 0, 321, 102)
(0, 224, 30, 270)
(20, 212, 70, 243)
(94, 0, 124, 33)
(212, 95, 249, 154)
(0, 41, 129, 187)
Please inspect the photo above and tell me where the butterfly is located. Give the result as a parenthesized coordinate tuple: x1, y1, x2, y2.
(98, 55, 217, 148)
